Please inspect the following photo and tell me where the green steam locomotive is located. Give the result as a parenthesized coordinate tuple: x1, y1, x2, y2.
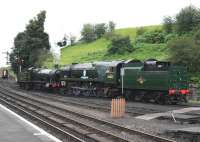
(17, 59, 189, 104)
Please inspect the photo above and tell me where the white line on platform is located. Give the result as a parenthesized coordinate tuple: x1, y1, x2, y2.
(0, 104, 62, 142)
(135, 107, 200, 120)
(34, 133, 45, 136)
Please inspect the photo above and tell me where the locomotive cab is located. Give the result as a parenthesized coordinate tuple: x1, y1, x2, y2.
(121, 59, 189, 104)
(94, 61, 123, 85)
(168, 65, 189, 102)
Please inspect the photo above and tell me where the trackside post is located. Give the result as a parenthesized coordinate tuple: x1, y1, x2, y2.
(111, 98, 126, 118)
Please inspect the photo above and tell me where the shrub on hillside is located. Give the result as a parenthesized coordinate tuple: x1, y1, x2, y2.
(135, 36, 146, 43)
(107, 36, 133, 54)
(104, 32, 120, 40)
(135, 30, 166, 44)
(168, 37, 200, 73)
(164, 33, 178, 43)
(136, 27, 146, 36)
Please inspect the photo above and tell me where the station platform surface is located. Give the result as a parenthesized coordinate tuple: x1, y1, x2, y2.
(0, 104, 62, 142)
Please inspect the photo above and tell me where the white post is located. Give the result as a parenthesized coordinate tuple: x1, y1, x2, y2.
(121, 68, 124, 95)
(19, 65, 21, 73)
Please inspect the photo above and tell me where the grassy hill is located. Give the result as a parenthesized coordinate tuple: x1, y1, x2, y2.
(43, 25, 168, 67)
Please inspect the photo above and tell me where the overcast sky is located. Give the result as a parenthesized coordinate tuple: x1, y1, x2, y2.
(0, 0, 199, 67)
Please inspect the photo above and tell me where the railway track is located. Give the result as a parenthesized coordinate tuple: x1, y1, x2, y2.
(10, 86, 163, 116)
(19, 92, 159, 116)
(0, 86, 175, 142)
(0, 94, 86, 142)
(1, 80, 197, 114)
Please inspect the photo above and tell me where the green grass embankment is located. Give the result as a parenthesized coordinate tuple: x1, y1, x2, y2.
(43, 25, 167, 67)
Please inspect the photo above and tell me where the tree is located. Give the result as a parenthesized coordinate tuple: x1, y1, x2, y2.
(108, 21, 115, 32)
(69, 34, 76, 45)
(10, 11, 50, 73)
(175, 6, 200, 34)
(163, 16, 174, 33)
(94, 23, 107, 38)
(168, 37, 200, 73)
(9, 50, 19, 74)
(194, 29, 200, 45)
(81, 24, 96, 42)
(107, 36, 133, 54)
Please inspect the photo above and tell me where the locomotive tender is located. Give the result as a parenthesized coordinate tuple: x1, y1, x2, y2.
(17, 59, 189, 104)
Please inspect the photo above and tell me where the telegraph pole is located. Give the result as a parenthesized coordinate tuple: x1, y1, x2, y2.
(16, 50, 22, 73)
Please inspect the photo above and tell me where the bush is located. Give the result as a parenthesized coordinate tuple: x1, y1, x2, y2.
(135, 30, 166, 44)
(104, 32, 120, 40)
(107, 36, 133, 54)
(136, 27, 146, 36)
(135, 36, 146, 43)
(164, 33, 178, 43)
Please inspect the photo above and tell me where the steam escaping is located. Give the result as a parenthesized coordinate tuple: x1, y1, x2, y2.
(51, 43, 61, 65)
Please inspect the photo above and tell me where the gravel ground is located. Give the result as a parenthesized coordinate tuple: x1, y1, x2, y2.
(1, 79, 200, 142)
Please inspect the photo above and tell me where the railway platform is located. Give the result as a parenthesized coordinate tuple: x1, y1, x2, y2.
(0, 104, 61, 142)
